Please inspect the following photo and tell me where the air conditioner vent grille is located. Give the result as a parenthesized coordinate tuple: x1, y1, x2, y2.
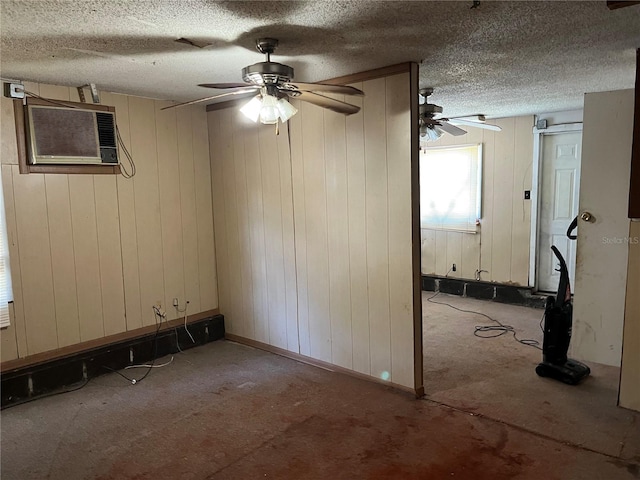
(96, 112, 116, 148)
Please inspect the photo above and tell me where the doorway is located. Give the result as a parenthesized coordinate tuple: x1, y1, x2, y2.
(536, 129, 583, 292)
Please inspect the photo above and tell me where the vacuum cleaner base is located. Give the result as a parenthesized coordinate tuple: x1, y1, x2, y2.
(536, 359, 591, 385)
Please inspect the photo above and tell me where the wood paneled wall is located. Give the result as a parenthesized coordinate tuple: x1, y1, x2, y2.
(420, 116, 534, 285)
(0, 83, 218, 361)
(208, 72, 416, 389)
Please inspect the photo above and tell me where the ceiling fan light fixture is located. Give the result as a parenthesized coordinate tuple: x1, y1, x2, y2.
(240, 91, 298, 125)
(259, 94, 280, 124)
(276, 97, 298, 122)
(239, 95, 263, 122)
(420, 122, 444, 142)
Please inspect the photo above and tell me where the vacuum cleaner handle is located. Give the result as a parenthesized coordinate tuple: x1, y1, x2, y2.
(551, 245, 571, 307)
(566, 216, 578, 240)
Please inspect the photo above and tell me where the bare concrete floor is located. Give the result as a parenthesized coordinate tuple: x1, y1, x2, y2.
(1, 295, 638, 479)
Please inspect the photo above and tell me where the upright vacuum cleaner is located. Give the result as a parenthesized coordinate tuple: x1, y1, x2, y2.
(535, 225, 591, 385)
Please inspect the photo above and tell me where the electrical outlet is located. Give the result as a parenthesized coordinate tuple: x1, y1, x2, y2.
(173, 298, 179, 307)
(4, 82, 24, 99)
(452, 263, 457, 272)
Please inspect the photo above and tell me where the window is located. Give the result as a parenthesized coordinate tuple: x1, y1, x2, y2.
(420, 144, 482, 233)
(0, 168, 12, 327)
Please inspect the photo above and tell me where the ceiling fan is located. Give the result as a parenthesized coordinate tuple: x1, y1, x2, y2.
(162, 38, 364, 125)
(419, 87, 502, 141)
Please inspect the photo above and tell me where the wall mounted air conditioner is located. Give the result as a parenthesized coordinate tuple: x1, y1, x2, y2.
(25, 100, 118, 165)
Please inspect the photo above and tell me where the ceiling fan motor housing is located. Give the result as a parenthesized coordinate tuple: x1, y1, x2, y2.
(242, 61, 294, 86)
(419, 103, 443, 118)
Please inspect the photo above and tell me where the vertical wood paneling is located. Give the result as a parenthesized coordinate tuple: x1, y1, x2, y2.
(480, 129, 495, 279)
(325, 104, 352, 369)
(13, 169, 57, 353)
(192, 106, 218, 311)
(461, 127, 484, 280)
(208, 111, 230, 328)
(491, 118, 516, 282)
(219, 108, 242, 336)
(461, 233, 481, 280)
(0, 305, 18, 361)
(44, 174, 80, 346)
(1, 83, 219, 360)
(301, 101, 332, 362)
(277, 125, 299, 353)
(435, 230, 448, 274)
(38, 84, 70, 103)
(345, 85, 370, 373)
(421, 229, 436, 275)
(620, 221, 640, 411)
(207, 71, 416, 389)
(155, 101, 185, 321)
(231, 111, 256, 340)
(105, 92, 143, 331)
(511, 116, 534, 285)
(445, 232, 462, 279)
(421, 117, 534, 285)
(364, 77, 391, 379)
(259, 122, 288, 349)
(1, 95, 18, 165)
(289, 101, 310, 356)
(244, 122, 269, 343)
(2, 166, 27, 356)
(177, 107, 201, 314)
(386, 73, 414, 387)
(69, 176, 104, 341)
(94, 176, 126, 336)
(128, 96, 164, 325)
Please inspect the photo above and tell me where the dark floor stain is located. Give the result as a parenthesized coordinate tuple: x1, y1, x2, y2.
(609, 459, 640, 479)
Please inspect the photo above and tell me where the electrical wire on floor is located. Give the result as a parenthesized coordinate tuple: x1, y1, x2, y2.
(427, 291, 544, 350)
(103, 305, 167, 384)
(2, 306, 172, 410)
(124, 356, 174, 369)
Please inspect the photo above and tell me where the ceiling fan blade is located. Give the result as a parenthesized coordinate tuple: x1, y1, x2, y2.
(198, 83, 254, 89)
(291, 91, 360, 115)
(448, 118, 502, 132)
(282, 82, 364, 96)
(161, 88, 259, 110)
(438, 121, 467, 136)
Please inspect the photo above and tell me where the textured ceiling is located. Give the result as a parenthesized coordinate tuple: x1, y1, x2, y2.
(1, 1, 639, 118)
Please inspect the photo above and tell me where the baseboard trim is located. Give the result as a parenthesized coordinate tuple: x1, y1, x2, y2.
(1, 309, 220, 373)
(1, 314, 225, 408)
(225, 333, 422, 398)
(422, 275, 547, 309)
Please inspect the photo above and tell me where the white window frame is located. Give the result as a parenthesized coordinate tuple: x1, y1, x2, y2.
(420, 143, 483, 233)
(0, 168, 12, 328)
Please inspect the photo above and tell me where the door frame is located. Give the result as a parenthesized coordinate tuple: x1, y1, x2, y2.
(529, 123, 583, 289)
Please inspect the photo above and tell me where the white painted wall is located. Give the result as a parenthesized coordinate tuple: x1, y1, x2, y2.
(572, 90, 634, 367)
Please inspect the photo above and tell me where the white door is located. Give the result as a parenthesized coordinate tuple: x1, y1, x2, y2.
(572, 90, 634, 367)
(537, 131, 582, 292)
